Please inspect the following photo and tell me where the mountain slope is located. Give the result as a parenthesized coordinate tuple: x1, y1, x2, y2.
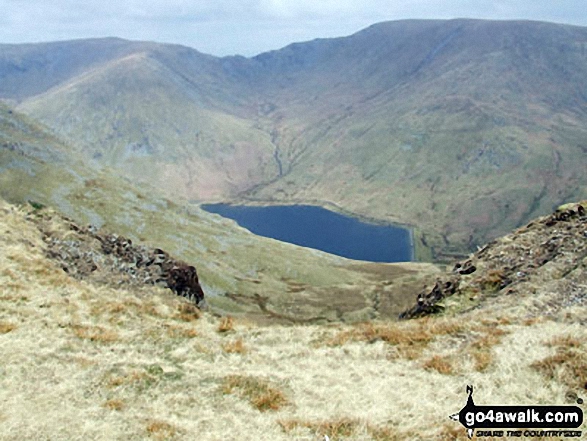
(401, 200, 587, 319)
(0, 103, 438, 322)
(17, 51, 278, 200)
(2, 19, 587, 259)
(0, 38, 147, 101)
(243, 19, 587, 257)
(1, 195, 585, 440)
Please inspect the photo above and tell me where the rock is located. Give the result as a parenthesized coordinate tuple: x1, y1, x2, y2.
(400, 200, 587, 319)
(34, 213, 205, 307)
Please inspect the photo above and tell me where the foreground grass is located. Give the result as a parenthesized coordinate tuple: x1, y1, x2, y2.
(0, 200, 585, 440)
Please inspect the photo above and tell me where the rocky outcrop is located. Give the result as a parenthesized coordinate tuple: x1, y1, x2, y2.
(400, 201, 587, 319)
(33, 210, 205, 306)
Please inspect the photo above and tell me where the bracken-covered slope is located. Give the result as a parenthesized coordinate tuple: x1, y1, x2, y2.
(1, 196, 585, 440)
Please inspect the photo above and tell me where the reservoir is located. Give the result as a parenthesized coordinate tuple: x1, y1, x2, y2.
(201, 204, 413, 263)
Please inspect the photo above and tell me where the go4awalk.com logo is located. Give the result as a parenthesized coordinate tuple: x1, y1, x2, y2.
(449, 386, 584, 439)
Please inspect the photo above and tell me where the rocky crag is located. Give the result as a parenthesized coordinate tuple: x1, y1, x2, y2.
(402, 201, 587, 320)
(27, 202, 205, 307)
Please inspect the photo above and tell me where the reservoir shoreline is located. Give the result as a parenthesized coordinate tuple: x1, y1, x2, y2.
(200, 201, 415, 263)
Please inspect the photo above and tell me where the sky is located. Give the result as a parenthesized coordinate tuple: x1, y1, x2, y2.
(1, 0, 586, 57)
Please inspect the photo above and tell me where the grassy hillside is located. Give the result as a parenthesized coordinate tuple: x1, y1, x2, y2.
(0, 103, 438, 322)
(2, 20, 587, 260)
(1, 196, 585, 440)
(244, 20, 587, 258)
(17, 52, 278, 200)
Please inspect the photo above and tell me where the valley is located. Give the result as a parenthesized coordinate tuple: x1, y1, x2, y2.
(0, 102, 438, 323)
(2, 19, 587, 261)
(1, 18, 587, 439)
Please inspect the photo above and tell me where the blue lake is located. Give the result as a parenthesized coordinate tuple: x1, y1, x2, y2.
(201, 204, 413, 263)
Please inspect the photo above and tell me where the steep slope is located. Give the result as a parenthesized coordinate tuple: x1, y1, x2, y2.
(0, 103, 439, 322)
(18, 52, 277, 200)
(2, 20, 587, 259)
(401, 200, 587, 320)
(2, 38, 278, 200)
(1, 196, 585, 440)
(244, 19, 587, 258)
(0, 38, 139, 101)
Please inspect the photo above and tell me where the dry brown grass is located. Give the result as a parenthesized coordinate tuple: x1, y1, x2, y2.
(531, 334, 587, 392)
(146, 419, 178, 440)
(222, 375, 288, 412)
(327, 317, 466, 360)
(469, 327, 508, 372)
(278, 418, 404, 440)
(476, 269, 507, 291)
(174, 302, 201, 322)
(164, 324, 198, 339)
(523, 317, 545, 326)
(0, 322, 17, 334)
(2, 198, 586, 440)
(435, 423, 470, 440)
(103, 398, 125, 411)
(106, 370, 151, 389)
(423, 355, 455, 375)
(71, 324, 119, 343)
(217, 315, 235, 333)
(222, 338, 247, 354)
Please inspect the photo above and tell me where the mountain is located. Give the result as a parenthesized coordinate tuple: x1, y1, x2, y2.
(2, 39, 278, 200)
(243, 19, 587, 258)
(1, 19, 587, 259)
(0, 103, 438, 322)
(2, 24, 585, 439)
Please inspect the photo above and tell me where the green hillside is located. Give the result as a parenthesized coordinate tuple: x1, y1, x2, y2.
(244, 20, 587, 258)
(2, 19, 587, 259)
(0, 103, 438, 322)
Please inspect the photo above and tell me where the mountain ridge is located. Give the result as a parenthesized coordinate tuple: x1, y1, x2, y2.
(2, 19, 587, 259)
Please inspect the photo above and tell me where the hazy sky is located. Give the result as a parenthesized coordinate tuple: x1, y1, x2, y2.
(1, 0, 586, 56)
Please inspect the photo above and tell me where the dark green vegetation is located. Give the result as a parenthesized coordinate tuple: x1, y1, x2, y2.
(2, 19, 586, 260)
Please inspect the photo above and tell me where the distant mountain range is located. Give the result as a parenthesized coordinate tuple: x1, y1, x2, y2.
(1, 19, 587, 259)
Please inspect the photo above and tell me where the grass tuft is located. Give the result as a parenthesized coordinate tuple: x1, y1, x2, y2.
(222, 375, 287, 412)
(423, 355, 455, 375)
(327, 317, 466, 360)
(531, 335, 587, 392)
(476, 269, 507, 292)
(468, 328, 508, 372)
(104, 399, 125, 411)
(165, 324, 198, 339)
(71, 324, 118, 343)
(146, 419, 177, 440)
(222, 338, 247, 354)
(0, 322, 17, 334)
(217, 316, 235, 333)
(174, 302, 201, 322)
(278, 418, 404, 440)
